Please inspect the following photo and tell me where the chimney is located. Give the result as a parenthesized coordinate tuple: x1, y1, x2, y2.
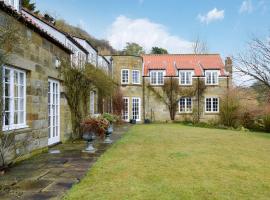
(225, 57, 232, 75)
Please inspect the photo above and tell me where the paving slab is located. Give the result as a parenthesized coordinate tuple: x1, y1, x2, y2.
(0, 124, 131, 200)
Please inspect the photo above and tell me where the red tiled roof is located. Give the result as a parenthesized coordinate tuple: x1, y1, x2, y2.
(143, 54, 226, 76)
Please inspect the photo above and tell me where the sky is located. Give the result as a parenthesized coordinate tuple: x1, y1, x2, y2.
(35, 0, 270, 59)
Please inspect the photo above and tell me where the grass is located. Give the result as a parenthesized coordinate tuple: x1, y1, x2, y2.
(64, 124, 270, 200)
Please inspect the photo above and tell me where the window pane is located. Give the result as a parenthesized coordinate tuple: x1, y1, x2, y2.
(5, 83, 10, 97)
(4, 69, 10, 83)
(213, 98, 218, 112)
(180, 98, 185, 112)
(186, 98, 192, 112)
(212, 72, 218, 84)
(206, 72, 211, 84)
(180, 72, 185, 84)
(14, 111, 18, 124)
(14, 71, 18, 85)
(19, 72, 24, 85)
(14, 98, 18, 111)
(5, 97, 10, 111)
(19, 99, 24, 110)
(19, 111, 24, 124)
(206, 98, 212, 112)
(158, 72, 163, 84)
(5, 112, 10, 126)
(19, 86, 24, 98)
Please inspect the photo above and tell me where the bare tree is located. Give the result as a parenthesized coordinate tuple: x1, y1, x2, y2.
(235, 36, 270, 89)
(192, 36, 208, 54)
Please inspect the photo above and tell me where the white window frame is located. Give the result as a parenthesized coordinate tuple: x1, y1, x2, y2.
(179, 97, 193, 113)
(179, 70, 193, 85)
(121, 69, 129, 84)
(132, 70, 140, 84)
(205, 97, 219, 113)
(122, 97, 129, 122)
(150, 70, 165, 85)
(132, 97, 141, 122)
(205, 70, 219, 85)
(90, 91, 96, 115)
(2, 66, 27, 131)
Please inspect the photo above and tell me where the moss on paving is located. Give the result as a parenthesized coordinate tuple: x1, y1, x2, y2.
(64, 124, 270, 200)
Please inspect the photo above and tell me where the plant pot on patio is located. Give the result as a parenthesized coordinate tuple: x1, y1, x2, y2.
(130, 119, 136, 124)
(82, 131, 96, 153)
(104, 123, 113, 144)
(81, 117, 109, 154)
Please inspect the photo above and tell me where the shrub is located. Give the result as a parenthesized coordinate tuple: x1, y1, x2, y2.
(220, 89, 240, 127)
(81, 117, 109, 138)
(263, 114, 270, 132)
(102, 113, 117, 123)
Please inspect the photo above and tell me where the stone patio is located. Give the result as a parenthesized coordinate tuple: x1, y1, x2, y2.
(0, 124, 131, 200)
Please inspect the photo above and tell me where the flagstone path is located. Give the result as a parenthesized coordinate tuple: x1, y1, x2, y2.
(0, 124, 131, 200)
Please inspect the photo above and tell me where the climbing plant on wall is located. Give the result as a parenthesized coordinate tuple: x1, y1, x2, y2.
(60, 61, 116, 139)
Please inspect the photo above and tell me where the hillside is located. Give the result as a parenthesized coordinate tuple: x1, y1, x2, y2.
(55, 19, 117, 55)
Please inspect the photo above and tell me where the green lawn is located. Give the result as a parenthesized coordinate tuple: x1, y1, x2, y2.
(64, 124, 270, 200)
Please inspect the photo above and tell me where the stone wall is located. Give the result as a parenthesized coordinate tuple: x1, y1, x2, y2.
(1, 11, 72, 163)
(112, 56, 143, 122)
(144, 76, 230, 122)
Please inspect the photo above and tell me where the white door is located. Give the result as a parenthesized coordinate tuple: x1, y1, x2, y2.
(48, 79, 60, 145)
(132, 97, 141, 121)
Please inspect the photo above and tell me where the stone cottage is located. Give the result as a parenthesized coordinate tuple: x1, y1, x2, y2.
(111, 54, 232, 123)
(0, 0, 74, 164)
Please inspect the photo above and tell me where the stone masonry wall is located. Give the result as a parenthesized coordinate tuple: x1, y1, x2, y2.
(112, 56, 143, 122)
(144, 76, 230, 122)
(1, 11, 72, 163)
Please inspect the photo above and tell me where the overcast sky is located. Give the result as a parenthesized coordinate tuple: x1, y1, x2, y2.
(35, 0, 270, 58)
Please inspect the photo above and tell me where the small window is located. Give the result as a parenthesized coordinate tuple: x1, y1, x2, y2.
(205, 70, 219, 85)
(179, 97, 192, 113)
(150, 70, 164, 85)
(2, 66, 27, 131)
(205, 97, 219, 113)
(132, 70, 140, 84)
(121, 69, 129, 84)
(179, 70, 193, 85)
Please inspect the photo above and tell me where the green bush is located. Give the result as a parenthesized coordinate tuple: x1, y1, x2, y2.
(220, 90, 240, 128)
(263, 115, 270, 132)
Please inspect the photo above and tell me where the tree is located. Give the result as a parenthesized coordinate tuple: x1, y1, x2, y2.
(235, 36, 270, 89)
(60, 61, 116, 139)
(151, 47, 168, 54)
(122, 42, 145, 56)
(22, 0, 39, 14)
(192, 36, 208, 54)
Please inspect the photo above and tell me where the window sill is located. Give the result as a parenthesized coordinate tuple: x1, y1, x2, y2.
(205, 84, 219, 86)
(178, 112, 193, 114)
(3, 125, 29, 132)
(205, 112, 219, 115)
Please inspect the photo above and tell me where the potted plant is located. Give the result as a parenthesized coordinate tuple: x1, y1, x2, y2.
(81, 117, 109, 153)
(102, 113, 117, 144)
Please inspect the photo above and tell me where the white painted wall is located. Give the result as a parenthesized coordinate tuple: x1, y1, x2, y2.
(74, 37, 97, 66)
(22, 10, 87, 67)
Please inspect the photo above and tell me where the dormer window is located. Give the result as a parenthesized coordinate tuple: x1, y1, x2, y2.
(205, 70, 219, 85)
(179, 70, 193, 85)
(150, 70, 164, 85)
(4, 0, 20, 11)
